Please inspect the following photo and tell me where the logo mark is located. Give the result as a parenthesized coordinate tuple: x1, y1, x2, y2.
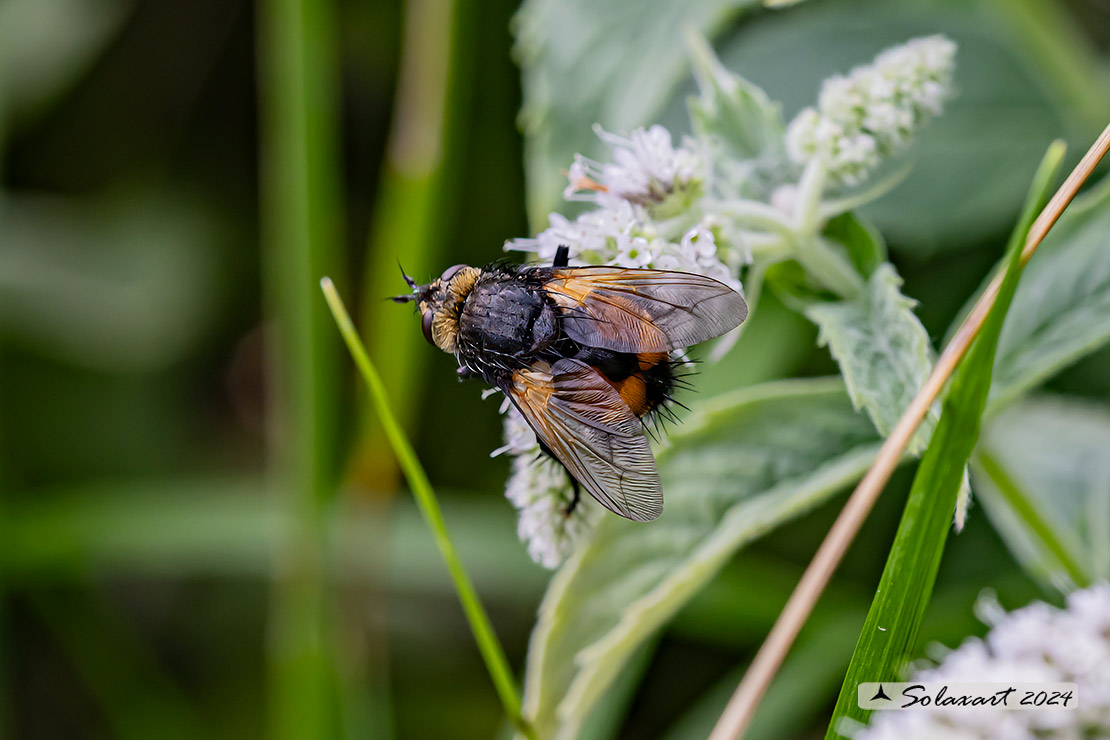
(870, 684, 891, 702)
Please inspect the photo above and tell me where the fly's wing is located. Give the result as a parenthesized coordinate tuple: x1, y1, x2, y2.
(541, 267, 748, 353)
(506, 357, 662, 521)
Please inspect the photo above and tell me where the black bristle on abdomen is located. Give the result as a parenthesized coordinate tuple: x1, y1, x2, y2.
(642, 355, 693, 435)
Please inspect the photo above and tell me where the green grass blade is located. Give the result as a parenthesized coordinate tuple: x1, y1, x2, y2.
(825, 140, 1066, 738)
(257, 0, 346, 734)
(321, 278, 534, 740)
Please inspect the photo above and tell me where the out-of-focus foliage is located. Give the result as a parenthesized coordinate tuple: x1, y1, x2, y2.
(976, 396, 1110, 589)
(0, 193, 222, 370)
(987, 177, 1110, 407)
(0, 0, 128, 118)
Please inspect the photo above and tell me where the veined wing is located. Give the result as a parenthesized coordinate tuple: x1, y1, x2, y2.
(505, 357, 662, 522)
(541, 266, 747, 353)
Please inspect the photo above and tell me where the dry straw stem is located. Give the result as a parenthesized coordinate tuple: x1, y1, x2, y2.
(709, 121, 1110, 740)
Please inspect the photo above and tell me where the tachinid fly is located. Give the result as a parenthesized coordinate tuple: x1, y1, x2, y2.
(394, 246, 747, 522)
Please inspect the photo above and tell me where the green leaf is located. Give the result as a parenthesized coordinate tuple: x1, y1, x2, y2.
(522, 378, 882, 740)
(974, 396, 1106, 590)
(826, 141, 1064, 737)
(822, 212, 886, 279)
(804, 263, 935, 452)
(685, 28, 787, 198)
(512, 0, 761, 226)
(987, 176, 1110, 408)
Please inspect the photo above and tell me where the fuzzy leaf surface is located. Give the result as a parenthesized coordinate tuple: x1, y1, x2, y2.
(804, 264, 935, 451)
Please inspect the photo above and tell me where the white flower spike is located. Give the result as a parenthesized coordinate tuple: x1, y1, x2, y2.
(786, 35, 957, 187)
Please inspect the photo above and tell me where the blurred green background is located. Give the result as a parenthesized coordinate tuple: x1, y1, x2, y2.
(1, 0, 1109, 739)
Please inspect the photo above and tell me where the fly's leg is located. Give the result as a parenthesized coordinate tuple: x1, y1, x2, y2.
(536, 434, 580, 518)
(564, 477, 580, 519)
(553, 245, 569, 268)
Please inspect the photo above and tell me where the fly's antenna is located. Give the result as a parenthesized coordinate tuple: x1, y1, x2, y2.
(398, 260, 418, 289)
(391, 261, 420, 303)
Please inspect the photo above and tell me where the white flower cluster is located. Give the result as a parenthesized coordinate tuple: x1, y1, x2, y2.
(786, 35, 957, 186)
(508, 204, 745, 292)
(855, 583, 1110, 740)
(508, 125, 744, 292)
(494, 405, 598, 569)
(565, 124, 705, 210)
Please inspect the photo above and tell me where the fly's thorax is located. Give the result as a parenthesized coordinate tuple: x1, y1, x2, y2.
(455, 271, 557, 373)
(418, 266, 480, 353)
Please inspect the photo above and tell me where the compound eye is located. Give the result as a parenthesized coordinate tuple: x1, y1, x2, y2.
(421, 310, 436, 346)
(440, 264, 468, 283)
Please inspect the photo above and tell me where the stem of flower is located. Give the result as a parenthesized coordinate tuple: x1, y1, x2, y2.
(817, 162, 913, 221)
(743, 232, 792, 258)
(714, 198, 796, 237)
(796, 237, 865, 298)
(796, 158, 827, 236)
(320, 278, 536, 740)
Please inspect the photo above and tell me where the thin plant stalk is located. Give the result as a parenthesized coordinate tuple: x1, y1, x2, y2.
(708, 121, 1110, 740)
(321, 278, 536, 740)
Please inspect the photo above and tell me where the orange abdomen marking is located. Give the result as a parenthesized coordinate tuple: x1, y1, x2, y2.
(602, 352, 669, 418)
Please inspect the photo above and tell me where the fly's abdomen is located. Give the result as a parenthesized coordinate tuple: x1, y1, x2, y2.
(574, 346, 675, 418)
